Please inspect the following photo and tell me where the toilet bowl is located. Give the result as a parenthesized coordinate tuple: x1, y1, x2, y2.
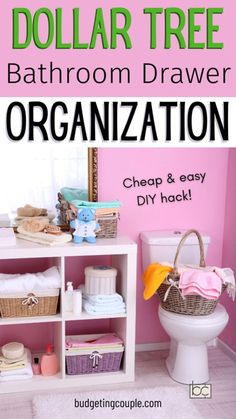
(141, 230, 229, 384)
(158, 303, 229, 384)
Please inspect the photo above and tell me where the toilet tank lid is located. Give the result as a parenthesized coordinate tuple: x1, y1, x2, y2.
(140, 230, 211, 245)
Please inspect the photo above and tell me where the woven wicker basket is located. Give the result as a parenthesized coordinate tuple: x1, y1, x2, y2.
(0, 289, 59, 318)
(157, 229, 225, 316)
(96, 215, 118, 238)
(66, 351, 123, 375)
(56, 194, 119, 238)
(66, 349, 124, 375)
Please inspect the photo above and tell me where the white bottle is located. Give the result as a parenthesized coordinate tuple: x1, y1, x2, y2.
(65, 281, 73, 312)
(73, 289, 82, 315)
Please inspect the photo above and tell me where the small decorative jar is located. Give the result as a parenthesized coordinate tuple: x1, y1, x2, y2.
(84, 266, 117, 295)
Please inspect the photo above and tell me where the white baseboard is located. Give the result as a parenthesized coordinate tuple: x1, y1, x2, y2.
(217, 338, 236, 362)
(135, 339, 217, 353)
(208, 338, 217, 347)
(135, 342, 170, 352)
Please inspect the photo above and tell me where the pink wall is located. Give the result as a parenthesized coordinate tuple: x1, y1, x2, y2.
(221, 149, 236, 351)
(1, 1, 235, 97)
(1, 148, 233, 350)
(98, 148, 229, 344)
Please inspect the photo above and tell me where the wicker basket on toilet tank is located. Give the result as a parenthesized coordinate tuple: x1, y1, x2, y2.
(157, 230, 226, 316)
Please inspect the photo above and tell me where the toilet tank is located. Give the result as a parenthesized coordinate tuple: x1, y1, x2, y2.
(140, 230, 211, 270)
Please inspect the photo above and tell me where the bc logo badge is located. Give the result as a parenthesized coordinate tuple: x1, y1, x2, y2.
(189, 382, 212, 399)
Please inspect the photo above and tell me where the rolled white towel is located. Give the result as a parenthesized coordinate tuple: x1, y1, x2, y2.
(0, 266, 61, 293)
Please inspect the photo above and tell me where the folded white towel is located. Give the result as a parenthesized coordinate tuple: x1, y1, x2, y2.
(80, 285, 124, 305)
(0, 348, 33, 381)
(17, 227, 72, 246)
(83, 300, 126, 315)
(0, 363, 33, 377)
(0, 266, 61, 293)
(82, 299, 126, 310)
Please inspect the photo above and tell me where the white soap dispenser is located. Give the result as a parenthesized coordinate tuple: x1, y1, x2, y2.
(65, 281, 74, 312)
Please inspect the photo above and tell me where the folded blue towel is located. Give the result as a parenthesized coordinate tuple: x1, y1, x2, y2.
(83, 300, 126, 315)
(60, 187, 88, 202)
(71, 200, 122, 209)
(81, 285, 123, 305)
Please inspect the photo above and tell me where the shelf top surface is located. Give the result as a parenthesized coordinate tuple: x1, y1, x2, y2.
(0, 314, 62, 325)
(0, 236, 137, 259)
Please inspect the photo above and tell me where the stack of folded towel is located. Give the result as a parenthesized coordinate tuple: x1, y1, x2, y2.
(69, 199, 121, 211)
(0, 348, 33, 381)
(69, 199, 121, 219)
(179, 270, 222, 300)
(80, 285, 126, 315)
(17, 226, 72, 246)
(0, 266, 61, 293)
(65, 333, 124, 354)
(178, 265, 235, 301)
(60, 187, 89, 202)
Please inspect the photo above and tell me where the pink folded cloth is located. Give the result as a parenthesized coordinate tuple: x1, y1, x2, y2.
(181, 286, 220, 300)
(66, 334, 123, 349)
(180, 281, 219, 292)
(179, 270, 222, 291)
(179, 269, 222, 299)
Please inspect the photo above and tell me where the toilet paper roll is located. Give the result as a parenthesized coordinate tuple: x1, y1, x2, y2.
(73, 290, 82, 315)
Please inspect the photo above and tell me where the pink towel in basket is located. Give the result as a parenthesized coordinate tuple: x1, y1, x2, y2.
(181, 286, 220, 300)
(179, 269, 222, 299)
(65, 334, 123, 349)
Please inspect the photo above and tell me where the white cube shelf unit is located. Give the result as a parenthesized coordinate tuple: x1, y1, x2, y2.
(0, 236, 137, 394)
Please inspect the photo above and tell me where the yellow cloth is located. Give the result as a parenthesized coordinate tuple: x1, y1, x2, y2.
(0, 362, 26, 372)
(0, 350, 27, 371)
(142, 263, 173, 300)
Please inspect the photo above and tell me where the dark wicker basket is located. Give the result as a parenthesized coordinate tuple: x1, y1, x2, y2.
(66, 349, 124, 375)
(157, 229, 225, 316)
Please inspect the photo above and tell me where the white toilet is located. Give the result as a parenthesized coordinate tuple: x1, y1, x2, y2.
(141, 230, 229, 384)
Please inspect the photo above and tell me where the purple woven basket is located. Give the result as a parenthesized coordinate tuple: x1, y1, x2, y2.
(66, 350, 123, 375)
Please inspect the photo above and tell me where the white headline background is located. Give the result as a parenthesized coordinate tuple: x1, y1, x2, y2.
(0, 97, 235, 148)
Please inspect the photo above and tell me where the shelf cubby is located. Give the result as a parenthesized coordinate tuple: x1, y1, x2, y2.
(0, 236, 137, 393)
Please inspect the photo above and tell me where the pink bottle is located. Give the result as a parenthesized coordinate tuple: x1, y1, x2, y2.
(32, 357, 41, 375)
(41, 344, 58, 376)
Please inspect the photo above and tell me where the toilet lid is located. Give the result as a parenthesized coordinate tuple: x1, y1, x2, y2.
(159, 304, 228, 325)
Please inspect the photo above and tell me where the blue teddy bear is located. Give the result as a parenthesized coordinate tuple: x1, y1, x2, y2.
(70, 208, 99, 244)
